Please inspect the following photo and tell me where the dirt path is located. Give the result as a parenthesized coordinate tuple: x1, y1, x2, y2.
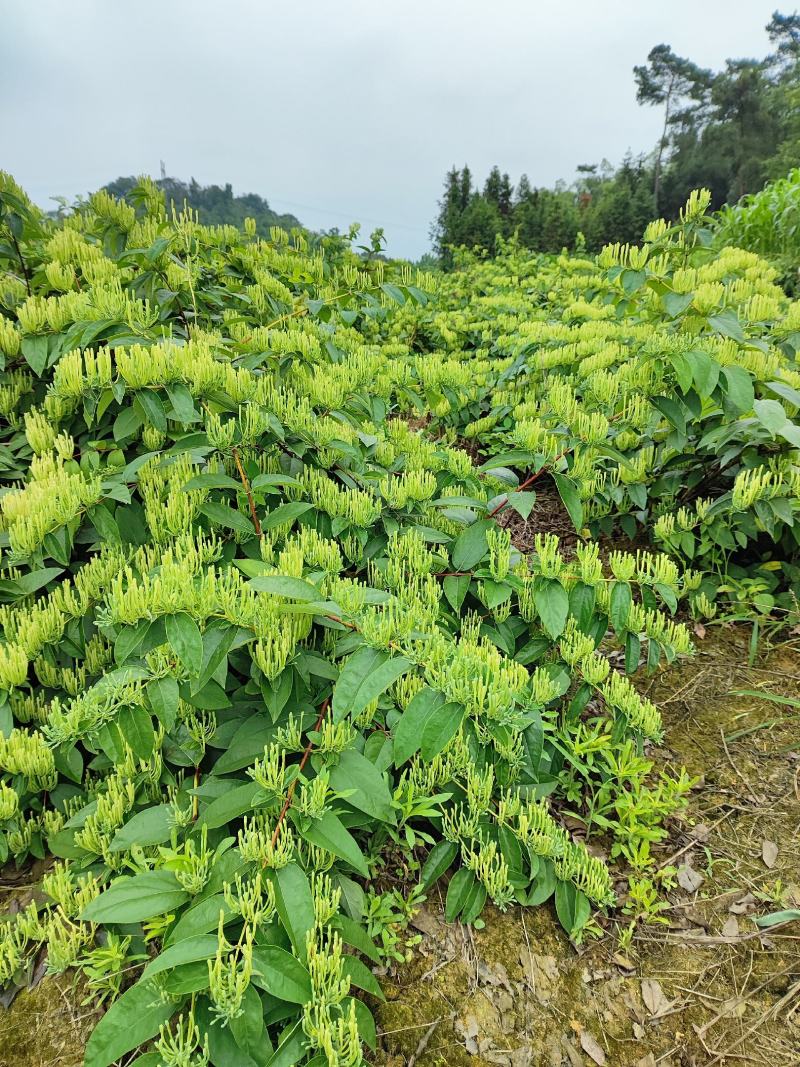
(373, 627, 800, 1067)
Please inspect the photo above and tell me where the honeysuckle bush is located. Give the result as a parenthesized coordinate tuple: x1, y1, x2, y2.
(0, 173, 696, 1067)
(386, 189, 800, 623)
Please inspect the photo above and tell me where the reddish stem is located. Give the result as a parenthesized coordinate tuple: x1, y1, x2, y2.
(268, 697, 331, 851)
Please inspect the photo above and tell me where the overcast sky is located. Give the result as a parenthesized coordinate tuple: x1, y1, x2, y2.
(1, 0, 779, 259)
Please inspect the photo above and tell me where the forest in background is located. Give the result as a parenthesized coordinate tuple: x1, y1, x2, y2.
(431, 11, 800, 264)
(102, 175, 302, 236)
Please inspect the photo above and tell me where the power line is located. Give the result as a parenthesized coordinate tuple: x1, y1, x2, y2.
(267, 195, 429, 233)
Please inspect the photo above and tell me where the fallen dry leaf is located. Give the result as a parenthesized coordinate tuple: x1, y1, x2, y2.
(641, 977, 670, 1016)
(579, 1029, 607, 1066)
(693, 622, 706, 640)
(677, 863, 705, 893)
(635, 1056, 656, 1067)
(721, 915, 739, 939)
(762, 839, 779, 868)
(612, 952, 636, 974)
(729, 892, 756, 915)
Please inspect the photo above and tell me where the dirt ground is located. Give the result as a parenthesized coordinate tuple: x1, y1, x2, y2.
(372, 625, 800, 1067)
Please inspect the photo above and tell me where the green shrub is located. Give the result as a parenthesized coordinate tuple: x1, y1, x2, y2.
(388, 190, 800, 622)
(0, 174, 697, 1065)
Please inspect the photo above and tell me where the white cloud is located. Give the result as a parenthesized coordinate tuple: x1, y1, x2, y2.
(0, 0, 777, 257)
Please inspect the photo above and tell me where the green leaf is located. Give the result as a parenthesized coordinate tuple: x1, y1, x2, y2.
(708, 309, 745, 342)
(442, 573, 470, 613)
(200, 781, 265, 829)
(662, 291, 694, 318)
(110, 805, 174, 851)
(147, 675, 180, 731)
(551, 472, 583, 531)
(722, 366, 754, 415)
(554, 880, 591, 938)
(135, 389, 167, 433)
(293, 809, 369, 877)
(141, 934, 219, 978)
(200, 500, 255, 534)
(651, 395, 686, 436)
(536, 578, 569, 639)
(508, 491, 537, 520)
(20, 335, 49, 376)
(117, 704, 155, 760)
(445, 868, 476, 922)
(609, 580, 632, 635)
(251, 945, 312, 1004)
(262, 501, 313, 531)
(165, 612, 204, 676)
(753, 909, 800, 928)
(342, 955, 385, 1000)
(269, 863, 315, 962)
(332, 646, 410, 722)
(451, 518, 490, 571)
(420, 701, 464, 761)
(250, 575, 321, 600)
(81, 870, 189, 923)
(393, 687, 445, 766)
(420, 840, 458, 888)
(754, 398, 789, 435)
(165, 382, 200, 424)
(83, 977, 178, 1067)
(328, 749, 396, 823)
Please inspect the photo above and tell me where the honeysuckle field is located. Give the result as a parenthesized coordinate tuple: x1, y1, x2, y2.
(0, 174, 798, 1067)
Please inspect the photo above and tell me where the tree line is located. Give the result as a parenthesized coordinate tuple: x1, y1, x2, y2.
(104, 175, 301, 234)
(431, 11, 800, 266)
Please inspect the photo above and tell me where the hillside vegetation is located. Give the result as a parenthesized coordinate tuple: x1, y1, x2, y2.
(0, 172, 798, 1066)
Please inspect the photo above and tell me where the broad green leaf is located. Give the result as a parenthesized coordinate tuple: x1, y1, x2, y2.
(445, 867, 476, 922)
(327, 749, 396, 823)
(393, 687, 446, 765)
(609, 580, 632, 635)
(451, 518, 490, 571)
(83, 977, 178, 1067)
(342, 955, 384, 1000)
(141, 934, 219, 978)
(420, 701, 465, 760)
(200, 500, 255, 534)
(262, 501, 313, 531)
(200, 780, 265, 829)
(442, 573, 470, 613)
(110, 805, 174, 851)
(251, 945, 312, 1004)
(165, 612, 204, 676)
(117, 704, 155, 760)
(536, 578, 569, 639)
(554, 880, 591, 938)
(754, 397, 788, 435)
(551, 472, 583, 531)
(508, 490, 537, 520)
(332, 646, 410, 722)
(250, 575, 321, 600)
(292, 809, 369, 877)
(269, 863, 315, 962)
(420, 840, 458, 888)
(81, 870, 189, 923)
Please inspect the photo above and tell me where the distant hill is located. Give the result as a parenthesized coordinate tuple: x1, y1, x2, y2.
(104, 175, 302, 233)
